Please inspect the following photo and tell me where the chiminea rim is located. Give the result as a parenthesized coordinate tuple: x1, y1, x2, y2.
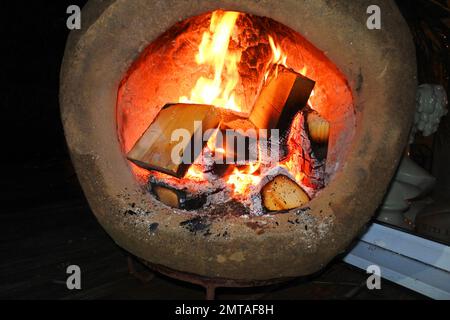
(60, 0, 416, 280)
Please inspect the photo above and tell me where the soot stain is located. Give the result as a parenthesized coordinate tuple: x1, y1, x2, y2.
(356, 68, 364, 93)
(124, 210, 138, 216)
(296, 207, 311, 216)
(180, 217, 212, 235)
(245, 222, 268, 235)
(149, 223, 159, 234)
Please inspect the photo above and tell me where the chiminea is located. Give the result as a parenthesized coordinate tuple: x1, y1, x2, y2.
(60, 0, 417, 291)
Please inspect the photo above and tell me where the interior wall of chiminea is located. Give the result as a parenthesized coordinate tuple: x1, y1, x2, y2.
(116, 11, 355, 184)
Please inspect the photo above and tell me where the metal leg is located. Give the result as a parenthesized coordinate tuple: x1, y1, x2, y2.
(205, 284, 217, 300)
(128, 256, 155, 283)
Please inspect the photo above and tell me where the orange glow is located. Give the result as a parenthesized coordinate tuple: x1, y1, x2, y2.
(227, 162, 261, 196)
(179, 11, 242, 112)
(185, 165, 206, 181)
(281, 158, 305, 186)
(299, 66, 307, 76)
(225, 34, 290, 196)
(264, 35, 289, 82)
(117, 10, 356, 206)
(268, 35, 288, 67)
(298, 66, 315, 108)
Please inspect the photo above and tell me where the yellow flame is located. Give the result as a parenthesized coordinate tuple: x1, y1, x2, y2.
(300, 66, 307, 76)
(225, 35, 291, 196)
(185, 165, 206, 181)
(227, 162, 261, 196)
(281, 159, 305, 186)
(180, 11, 242, 112)
(268, 35, 288, 67)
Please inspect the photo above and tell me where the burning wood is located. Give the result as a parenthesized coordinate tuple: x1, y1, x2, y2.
(306, 110, 330, 144)
(151, 183, 207, 210)
(282, 112, 326, 190)
(249, 65, 315, 136)
(127, 103, 222, 178)
(261, 175, 310, 211)
(125, 11, 327, 215)
(305, 109, 329, 162)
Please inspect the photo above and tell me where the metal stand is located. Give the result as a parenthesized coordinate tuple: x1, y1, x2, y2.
(127, 255, 291, 300)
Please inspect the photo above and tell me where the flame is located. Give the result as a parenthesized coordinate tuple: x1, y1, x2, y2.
(281, 158, 305, 185)
(227, 162, 261, 196)
(181, 24, 309, 198)
(179, 11, 242, 112)
(225, 35, 290, 196)
(268, 35, 288, 67)
(263, 35, 288, 82)
(185, 165, 206, 181)
(299, 66, 307, 76)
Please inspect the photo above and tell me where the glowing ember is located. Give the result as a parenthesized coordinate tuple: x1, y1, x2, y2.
(179, 11, 242, 112)
(281, 158, 305, 186)
(227, 162, 261, 196)
(185, 165, 206, 181)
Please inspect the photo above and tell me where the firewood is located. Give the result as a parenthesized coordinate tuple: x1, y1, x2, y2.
(221, 129, 259, 164)
(262, 175, 310, 211)
(249, 65, 315, 135)
(305, 109, 329, 162)
(151, 183, 207, 210)
(127, 103, 222, 178)
(306, 110, 329, 144)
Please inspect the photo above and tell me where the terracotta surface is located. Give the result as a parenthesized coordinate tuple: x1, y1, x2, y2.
(60, 0, 417, 280)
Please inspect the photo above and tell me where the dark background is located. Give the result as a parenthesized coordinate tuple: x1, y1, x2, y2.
(1, 1, 88, 208)
(0, 1, 448, 300)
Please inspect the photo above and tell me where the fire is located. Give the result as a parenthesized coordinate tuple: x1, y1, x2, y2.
(179, 11, 242, 112)
(298, 66, 317, 108)
(180, 13, 299, 197)
(227, 162, 261, 196)
(264, 35, 288, 82)
(268, 35, 288, 67)
(225, 35, 290, 196)
(281, 158, 305, 185)
(185, 165, 205, 181)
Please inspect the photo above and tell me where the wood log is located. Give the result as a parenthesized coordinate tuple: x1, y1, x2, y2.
(262, 175, 310, 211)
(220, 129, 259, 164)
(286, 112, 326, 190)
(305, 109, 329, 162)
(306, 110, 330, 144)
(127, 103, 222, 178)
(128, 67, 314, 177)
(249, 65, 315, 136)
(151, 183, 207, 210)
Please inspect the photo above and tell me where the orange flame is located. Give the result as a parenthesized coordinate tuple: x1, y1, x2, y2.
(227, 162, 261, 196)
(185, 165, 206, 181)
(281, 158, 305, 185)
(225, 35, 290, 196)
(268, 35, 287, 67)
(180, 11, 242, 112)
(181, 20, 301, 197)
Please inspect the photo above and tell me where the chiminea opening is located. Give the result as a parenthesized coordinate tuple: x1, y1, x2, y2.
(117, 10, 355, 216)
